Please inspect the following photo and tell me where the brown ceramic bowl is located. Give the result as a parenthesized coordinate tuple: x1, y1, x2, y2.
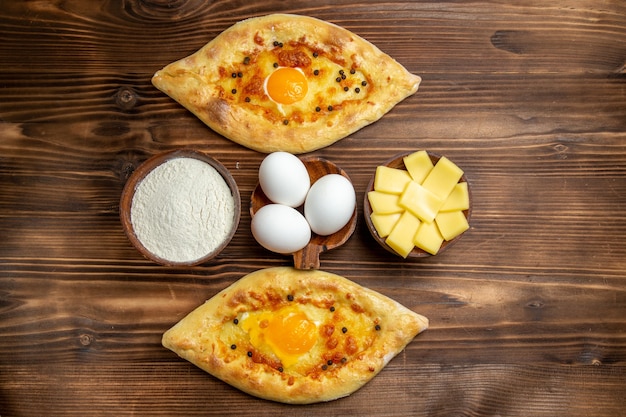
(364, 152, 471, 258)
(250, 157, 357, 270)
(120, 149, 241, 266)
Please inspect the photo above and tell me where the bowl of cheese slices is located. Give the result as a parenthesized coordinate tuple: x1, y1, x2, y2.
(364, 150, 471, 258)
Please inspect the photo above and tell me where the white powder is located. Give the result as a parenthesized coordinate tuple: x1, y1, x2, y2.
(130, 157, 236, 263)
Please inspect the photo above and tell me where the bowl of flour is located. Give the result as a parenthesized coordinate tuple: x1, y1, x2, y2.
(120, 149, 241, 266)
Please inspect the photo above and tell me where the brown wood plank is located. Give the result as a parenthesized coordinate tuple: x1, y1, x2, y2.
(1, 362, 625, 416)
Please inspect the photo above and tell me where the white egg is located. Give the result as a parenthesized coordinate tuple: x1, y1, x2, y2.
(304, 174, 356, 236)
(251, 204, 311, 254)
(259, 152, 310, 207)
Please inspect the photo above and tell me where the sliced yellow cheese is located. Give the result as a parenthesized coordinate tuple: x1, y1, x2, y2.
(435, 210, 470, 241)
(398, 180, 443, 223)
(439, 182, 469, 212)
(370, 151, 470, 257)
(385, 211, 420, 258)
(403, 150, 433, 184)
(367, 191, 403, 214)
(422, 156, 464, 200)
(369, 212, 402, 238)
(414, 220, 444, 255)
(374, 166, 412, 195)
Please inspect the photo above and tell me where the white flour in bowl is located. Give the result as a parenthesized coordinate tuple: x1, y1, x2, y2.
(130, 157, 236, 263)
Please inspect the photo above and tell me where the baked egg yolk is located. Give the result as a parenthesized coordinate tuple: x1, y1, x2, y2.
(264, 67, 308, 105)
(241, 306, 317, 367)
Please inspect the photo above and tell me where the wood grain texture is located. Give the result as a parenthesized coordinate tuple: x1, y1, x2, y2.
(1, 0, 625, 416)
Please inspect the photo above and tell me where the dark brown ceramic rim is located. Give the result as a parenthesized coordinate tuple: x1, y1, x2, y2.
(120, 149, 241, 266)
(364, 152, 471, 258)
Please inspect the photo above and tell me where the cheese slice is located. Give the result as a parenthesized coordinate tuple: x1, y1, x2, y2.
(385, 211, 420, 258)
(421, 156, 464, 200)
(403, 150, 433, 184)
(439, 182, 469, 212)
(367, 191, 403, 214)
(398, 181, 443, 223)
(414, 220, 444, 255)
(374, 166, 413, 195)
(369, 212, 402, 238)
(435, 210, 470, 241)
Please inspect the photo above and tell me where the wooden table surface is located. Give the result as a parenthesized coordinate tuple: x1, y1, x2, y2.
(1, 1, 625, 416)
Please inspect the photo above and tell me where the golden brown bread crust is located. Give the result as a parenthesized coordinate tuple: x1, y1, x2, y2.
(152, 14, 421, 154)
(162, 267, 428, 404)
